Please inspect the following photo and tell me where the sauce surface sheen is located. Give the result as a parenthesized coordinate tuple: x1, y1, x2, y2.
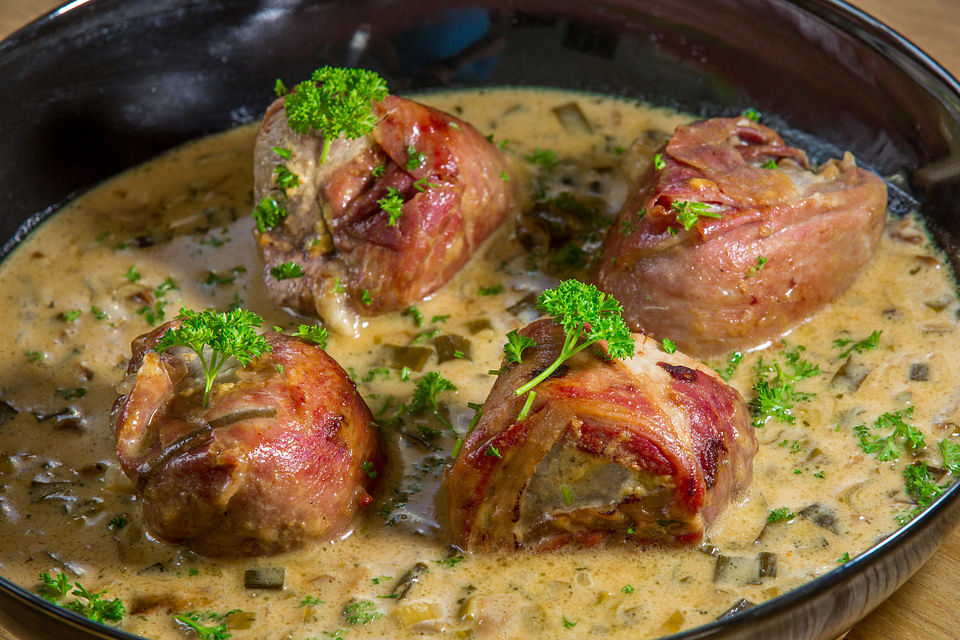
(0, 88, 957, 640)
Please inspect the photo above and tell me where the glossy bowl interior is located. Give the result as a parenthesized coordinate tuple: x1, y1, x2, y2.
(1, 1, 959, 639)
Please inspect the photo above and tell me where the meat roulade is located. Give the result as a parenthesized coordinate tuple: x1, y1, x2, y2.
(112, 311, 381, 557)
(594, 116, 887, 357)
(253, 69, 515, 332)
(446, 317, 757, 552)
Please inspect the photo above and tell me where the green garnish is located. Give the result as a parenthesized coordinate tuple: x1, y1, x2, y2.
(60, 309, 82, 322)
(503, 329, 537, 365)
(852, 407, 923, 462)
(299, 595, 324, 607)
(939, 439, 960, 475)
(478, 284, 503, 296)
(761, 159, 778, 169)
(91, 306, 108, 320)
(749, 346, 819, 428)
(292, 323, 328, 348)
(37, 572, 125, 624)
(173, 612, 230, 640)
(411, 372, 457, 429)
(622, 584, 634, 594)
(437, 556, 464, 567)
(107, 515, 127, 530)
(283, 67, 389, 164)
(274, 78, 288, 96)
(253, 195, 288, 232)
(343, 599, 382, 625)
(745, 256, 768, 278)
(898, 461, 948, 524)
(833, 330, 882, 358)
(273, 164, 300, 192)
(362, 461, 378, 478)
(485, 445, 502, 458)
(405, 145, 425, 171)
(742, 108, 761, 122)
(371, 164, 385, 178)
(404, 305, 424, 327)
(378, 187, 404, 226)
(836, 552, 850, 564)
(203, 271, 234, 286)
(561, 484, 573, 506)
(55, 387, 86, 400)
(767, 507, 795, 523)
(717, 351, 743, 381)
(513, 280, 634, 397)
(661, 338, 677, 354)
(517, 390, 536, 421)
(156, 307, 270, 407)
(671, 200, 723, 230)
(562, 615, 577, 629)
(413, 176, 439, 191)
(500, 171, 510, 181)
(360, 289, 373, 306)
(271, 261, 304, 280)
(653, 153, 665, 170)
(272, 146, 292, 160)
(26, 350, 44, 363)
(523, 148, 558, 171)
(124, 266, 141, 283)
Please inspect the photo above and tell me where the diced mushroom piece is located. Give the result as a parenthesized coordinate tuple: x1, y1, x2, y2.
(244, 567, 285, 590)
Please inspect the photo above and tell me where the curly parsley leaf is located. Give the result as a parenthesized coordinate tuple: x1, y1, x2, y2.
(513, 280, 634, 397)
(378, 187, 404, 226)
(271, 261, 304, 280)
(767, 507, 795, 523)
(36, 572, 124, 624)
(852, 407, 923, 462)
(292, 323, 328, 348)
(253, 195, 288, 233)
(156, 307, 270, 407)
(503, 329, 537, 365)
(284, 66, 389, 164)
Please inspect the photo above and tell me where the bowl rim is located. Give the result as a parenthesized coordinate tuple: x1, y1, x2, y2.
(0, 0, 959, 639)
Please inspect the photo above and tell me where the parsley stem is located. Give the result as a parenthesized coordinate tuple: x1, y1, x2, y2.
(515, 330, 596, 396)
(320, 138, 332, 165)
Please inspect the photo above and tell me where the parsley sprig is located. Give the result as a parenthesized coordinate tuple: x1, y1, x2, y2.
(852, 407, 924, 462)
(411, 371, 457, 429)
(513, 280, 634, 397)
(284, 67, 389, 164)
(36, 572, 125, 624)
(378, 187, 404, 226)
(749, 345, 819, 428)
(833, 330, 881, 358)
(156, 308, 270, 407)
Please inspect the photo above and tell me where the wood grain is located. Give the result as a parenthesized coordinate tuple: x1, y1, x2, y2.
(1, 1, 959, 638)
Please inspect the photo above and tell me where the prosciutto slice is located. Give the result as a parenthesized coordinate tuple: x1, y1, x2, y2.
(112, 323, 381, 557)
(594, 116, 887, 357)
(445, 319, 756, 552)
(253, 94, 515, 332)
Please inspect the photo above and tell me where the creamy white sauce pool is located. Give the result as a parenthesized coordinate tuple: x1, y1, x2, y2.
(0, 88, 957, 640)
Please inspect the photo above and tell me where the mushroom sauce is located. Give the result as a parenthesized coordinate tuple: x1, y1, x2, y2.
(0, 88, 958, 640)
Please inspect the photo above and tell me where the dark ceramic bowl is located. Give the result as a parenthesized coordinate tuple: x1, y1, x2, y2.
(1, 1, 959, 639)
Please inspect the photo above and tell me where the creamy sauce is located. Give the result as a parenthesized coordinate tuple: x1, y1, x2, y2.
(0, 88, 957, 640)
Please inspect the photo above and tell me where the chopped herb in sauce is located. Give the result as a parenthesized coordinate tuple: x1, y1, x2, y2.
(270, 261, 304, 280)
(833, 330, 882, 358)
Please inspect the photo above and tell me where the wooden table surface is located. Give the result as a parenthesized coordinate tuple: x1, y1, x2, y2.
(1, 1, 959, 638)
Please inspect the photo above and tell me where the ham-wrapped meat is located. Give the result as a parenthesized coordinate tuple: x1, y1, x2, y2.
(445, 318, 756, 552)
(253, 93, 515, 332)
(594, 116, 887, 357)
(111, 321, 381, 557)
